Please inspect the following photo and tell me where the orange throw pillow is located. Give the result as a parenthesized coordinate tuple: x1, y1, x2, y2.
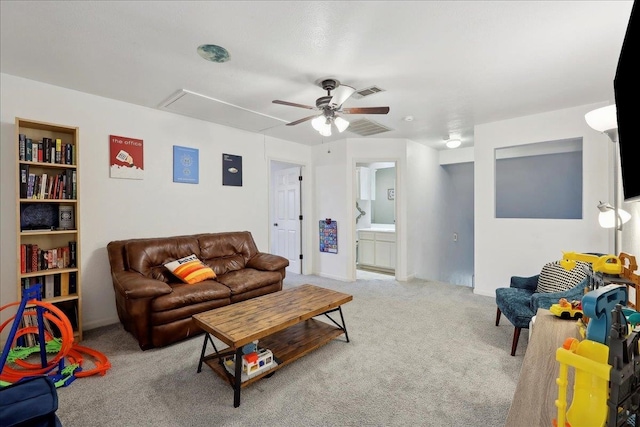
(164, 254, 216, 284)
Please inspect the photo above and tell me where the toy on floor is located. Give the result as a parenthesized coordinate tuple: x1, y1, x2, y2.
(0, 284, 111, 387)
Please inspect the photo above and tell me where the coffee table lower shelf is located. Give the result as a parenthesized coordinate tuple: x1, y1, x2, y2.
(204, 318, 346, 389)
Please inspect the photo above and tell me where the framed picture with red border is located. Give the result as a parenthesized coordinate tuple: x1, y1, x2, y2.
(109, 135, 144, 179)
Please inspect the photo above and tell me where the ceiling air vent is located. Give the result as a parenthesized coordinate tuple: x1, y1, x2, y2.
(347, 118, 393, 136)
(351, 86, 385, 99)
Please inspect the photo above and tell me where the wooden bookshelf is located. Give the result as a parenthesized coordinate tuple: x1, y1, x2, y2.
(15, 117, 82, 341)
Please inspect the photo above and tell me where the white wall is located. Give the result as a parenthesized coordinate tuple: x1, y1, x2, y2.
(406, 140, 444, 282)
(474, 103, 611, 297)
(1, 74, 311, 330)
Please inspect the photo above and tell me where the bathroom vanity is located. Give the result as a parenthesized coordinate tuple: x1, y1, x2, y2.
(357, 226, 395, 271)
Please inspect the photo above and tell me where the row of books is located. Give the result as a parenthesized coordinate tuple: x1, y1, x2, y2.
(18, 300, 79, 346)
(19, 134, 75, 165)
(20, 241, 77, 274)
(21, 272, 78, 299)
(19, 165, 77, 200)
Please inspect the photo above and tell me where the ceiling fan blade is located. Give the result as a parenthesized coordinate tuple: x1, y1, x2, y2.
(341, 106, 390, 114)
(286, 115, 318, 126)
(273, 100, 315, 110)
(328, 85, 356, 109)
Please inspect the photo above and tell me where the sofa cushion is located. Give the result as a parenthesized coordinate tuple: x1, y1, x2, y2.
(164, 254, 216, 284)
(197, 231, 258, 275)
(536, 261, 589, 293)
(125, 236, 201, 280)
(216, 268, 283, 295)
(151, 280, 231, 312)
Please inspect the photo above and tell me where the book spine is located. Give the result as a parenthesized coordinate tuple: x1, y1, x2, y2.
(45, 275, 55, 299)
(19, 133, 26, 161)
(65, 143, 72, 165)
(27, 173, 35, 199)
(60, 272, 69, 296)
(54, 273, 62, 297)
(40, 173, 48, 199)
(20, 244, 26, 274)
(72, 170, 77, 199)
(31, 244, 39, 272)
(19, 164, 28, 199)
(38, 141, 43, 162)
(26, 138, 32, 161)
(43, 138, 50, 163)
(68, 241, 77, 267)
(55, 138, 62, 163)
(68, 271, 77, 295)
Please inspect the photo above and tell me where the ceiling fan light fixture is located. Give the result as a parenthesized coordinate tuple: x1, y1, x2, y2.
(319, 125, 332, 137)
(334, 116, 350, 133)
(311, 115, 325, 132)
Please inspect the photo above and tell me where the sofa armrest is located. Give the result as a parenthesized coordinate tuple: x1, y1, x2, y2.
(510, 275, 539, 291)
(246, 252, 289, 272)
(112, 271, 173, 300)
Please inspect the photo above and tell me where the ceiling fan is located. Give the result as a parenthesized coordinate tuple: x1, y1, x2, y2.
(272, 78, 390, 136)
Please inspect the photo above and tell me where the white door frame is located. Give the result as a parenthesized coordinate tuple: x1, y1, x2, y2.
(351, 157, 401, 281)
(269, 159, 307, 275)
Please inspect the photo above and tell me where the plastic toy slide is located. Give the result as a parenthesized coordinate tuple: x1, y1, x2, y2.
(554, 337, 611, 427)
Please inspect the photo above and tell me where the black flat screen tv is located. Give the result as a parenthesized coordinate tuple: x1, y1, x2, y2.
(614, 0, 639, 202)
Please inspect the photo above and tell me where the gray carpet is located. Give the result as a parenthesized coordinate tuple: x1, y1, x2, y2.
(54, 274, 525, 426)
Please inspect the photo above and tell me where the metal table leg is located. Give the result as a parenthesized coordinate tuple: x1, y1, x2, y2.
(233, 347, 243, 407)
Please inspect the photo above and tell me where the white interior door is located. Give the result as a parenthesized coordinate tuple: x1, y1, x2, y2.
(273, 166, 301, 274)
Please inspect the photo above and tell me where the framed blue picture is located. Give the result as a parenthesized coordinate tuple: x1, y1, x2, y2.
(173, 146, 199, 184)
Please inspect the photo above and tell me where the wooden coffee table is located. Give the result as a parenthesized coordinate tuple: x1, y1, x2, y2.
(193, 283, 352, 407)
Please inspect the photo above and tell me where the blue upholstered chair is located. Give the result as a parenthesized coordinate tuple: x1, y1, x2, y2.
(495, 261, 590, 356)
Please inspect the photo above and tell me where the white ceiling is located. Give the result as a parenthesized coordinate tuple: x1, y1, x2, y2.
(0, 1, 633, 150)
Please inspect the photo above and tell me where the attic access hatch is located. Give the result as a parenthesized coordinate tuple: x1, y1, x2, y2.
(159, 89, 286, 133)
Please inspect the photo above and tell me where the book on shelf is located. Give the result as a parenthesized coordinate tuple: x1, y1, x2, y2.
(44, 275, 55, 299)
(55, 138, 62, 163)
(68, 271, 77, 295)
(65, 143, 73, 165)
(68, 241, 77, 267)
(25, 138, 32, 161)
(31, 244, 39, 273)
(37, 141, 43, 162)
(54, 273, 62, 297)
(19, 164, 29, 198)
(19, 133, 26, 160)
(20, 244, 26, 274)
(60, 272, 69, 296)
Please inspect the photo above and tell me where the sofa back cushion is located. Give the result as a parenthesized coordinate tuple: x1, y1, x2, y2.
(125, 236, 201, 282)
(536, 260, 590, 293)
(197, 231, 258, 275)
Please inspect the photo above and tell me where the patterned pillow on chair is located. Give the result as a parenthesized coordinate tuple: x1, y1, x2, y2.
(536, 261, 589, 293)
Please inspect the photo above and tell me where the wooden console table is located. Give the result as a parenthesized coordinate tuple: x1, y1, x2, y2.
(504, 309, 581, 427)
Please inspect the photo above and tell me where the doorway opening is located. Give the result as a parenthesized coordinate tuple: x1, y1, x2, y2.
(354, 161, 397, 281)
(269, 160, 304, 275)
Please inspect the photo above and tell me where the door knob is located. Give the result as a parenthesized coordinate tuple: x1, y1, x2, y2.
(273, 223, 278, 226)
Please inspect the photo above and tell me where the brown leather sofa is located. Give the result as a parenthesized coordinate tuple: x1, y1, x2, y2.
(107, 231, 289, 350)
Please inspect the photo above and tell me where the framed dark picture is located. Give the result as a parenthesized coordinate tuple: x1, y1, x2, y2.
(222, 153, 242, 186)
